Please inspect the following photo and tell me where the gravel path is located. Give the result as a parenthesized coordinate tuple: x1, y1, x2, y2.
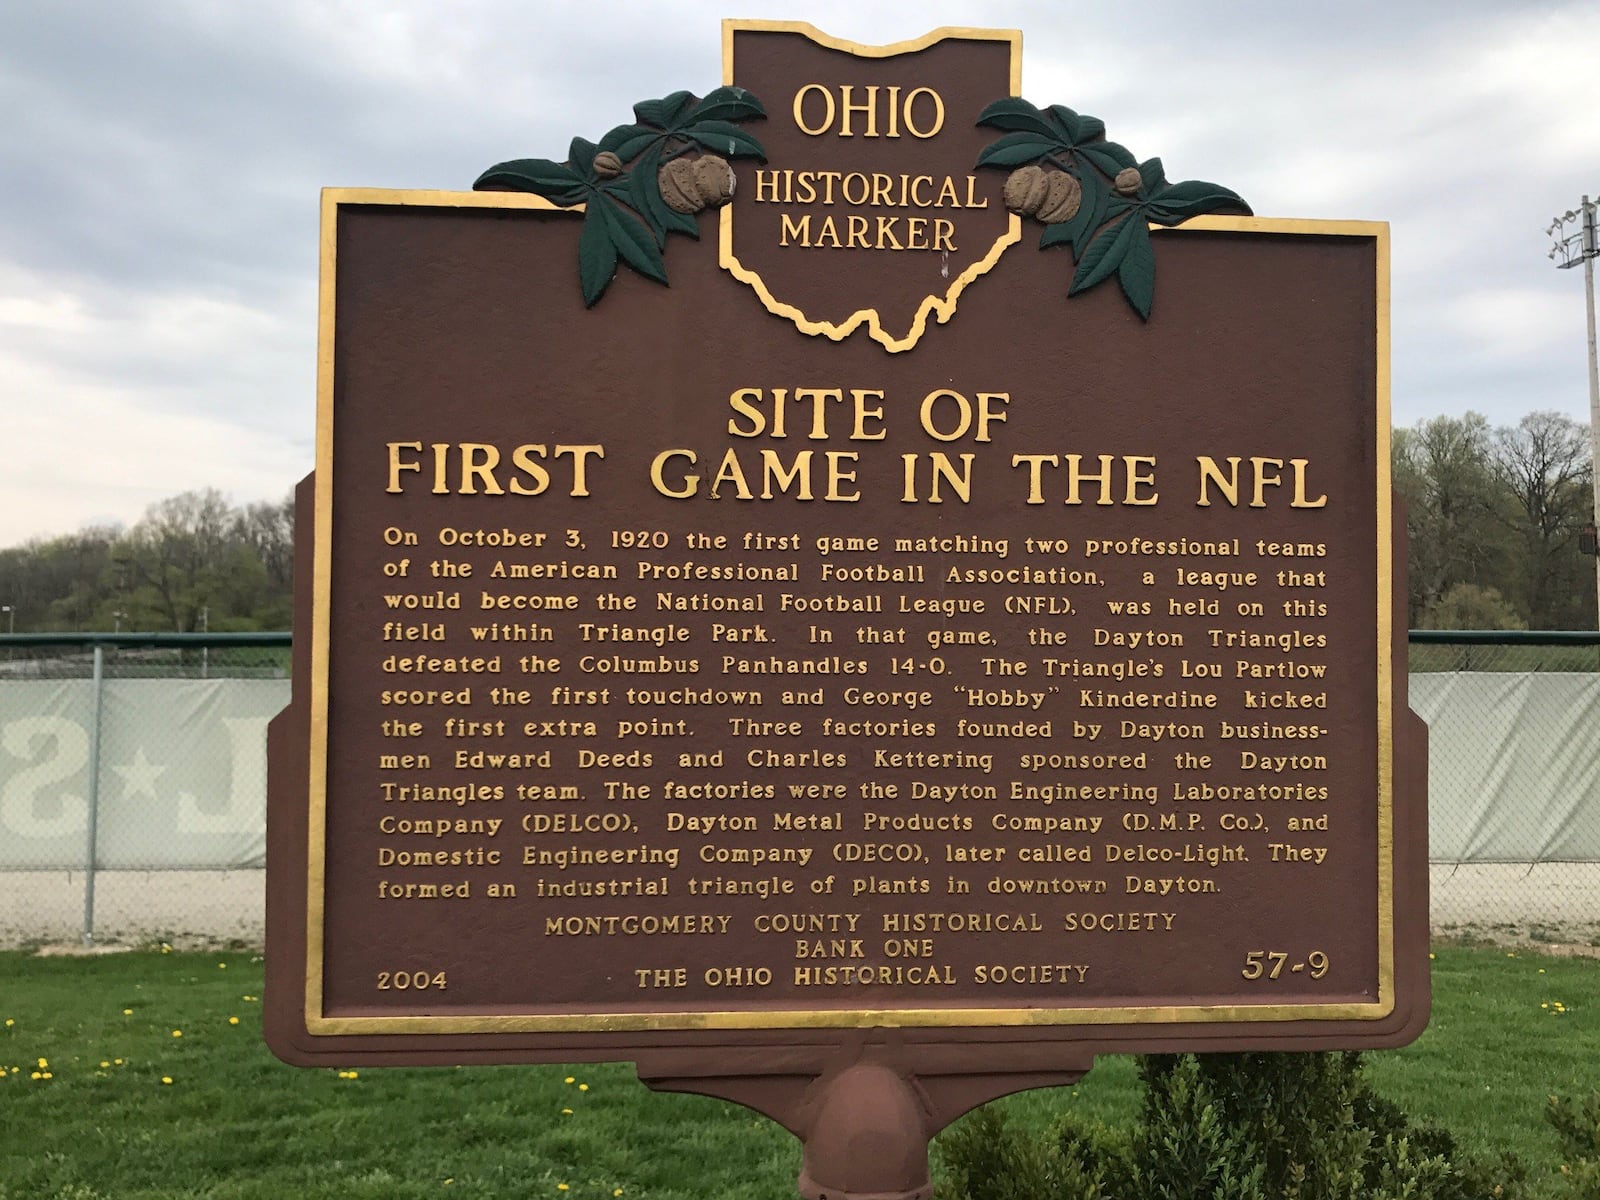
(0, 871, 264, 948)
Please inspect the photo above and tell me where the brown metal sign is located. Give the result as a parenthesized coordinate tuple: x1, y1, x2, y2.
(266, 20, 1427, 1199)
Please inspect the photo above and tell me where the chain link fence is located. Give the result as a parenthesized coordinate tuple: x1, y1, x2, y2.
(1411, 631, 1600, 947)
(0, 634, 288, 948)
(0, 631, 1595, 948)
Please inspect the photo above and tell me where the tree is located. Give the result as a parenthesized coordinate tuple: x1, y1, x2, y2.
(0, 525, 120, 632)
(1489, 411, 1595, 629)
(115, 488, 240, 632)
(1392, 414, 1512, 626)
(1420, 583, 1526, 631)
(233, 493, 295, 627)
(0, 490, 297, 634)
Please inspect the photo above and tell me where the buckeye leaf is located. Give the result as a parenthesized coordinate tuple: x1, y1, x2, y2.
(685, 120, 765, 159)
(1069, 213, 1142, 296)
(627, 144, 697, 243)
(1117, 220, 1156, 320)
(975, 97, 1056, 136)
(473, 157, 585, 203)
(1071, 170, 1111, 258)
(1047, 105, 1105, 145)
(600, 196, 668, 286)
(1145, 179, 1253, 224)
(598, 123, 658, 162)
(1103, 196, 1136, 221)
(689, 86, 765, 124)
(634, 91, 697, 130)
(975, 131, 1060, 168)
(577, 206, 619, 307)
(1039, 221, 1074, 249)
(567, 137, 599, 178)
(1040, 185, 1097, 255)
(1078, 140, 1136, 178)
(1137, 157, 1168, 195)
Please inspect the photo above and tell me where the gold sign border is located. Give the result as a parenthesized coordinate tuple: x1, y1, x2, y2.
(717, 20, 1024, 353)
(307, 190, 1393, 1034)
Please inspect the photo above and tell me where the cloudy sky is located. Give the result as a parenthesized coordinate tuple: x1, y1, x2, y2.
(3, 0, 1597, 547)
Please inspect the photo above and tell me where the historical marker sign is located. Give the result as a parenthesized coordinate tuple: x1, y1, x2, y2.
(267, 20, 1427, 1197)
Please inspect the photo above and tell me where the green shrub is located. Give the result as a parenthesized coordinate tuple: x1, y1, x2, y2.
(939, 1104, 1126, 1200)
(939, 1053, 1527, 1200)
(1548, 1092, 1600, 1200)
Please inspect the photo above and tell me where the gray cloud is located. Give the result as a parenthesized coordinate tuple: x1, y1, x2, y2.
(1, 0, 1597, 544)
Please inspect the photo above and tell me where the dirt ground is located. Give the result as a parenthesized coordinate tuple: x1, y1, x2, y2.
(1429, 862, 1600, 952)
(2, 864, 1597, 953)
(0, 870, 264, 949)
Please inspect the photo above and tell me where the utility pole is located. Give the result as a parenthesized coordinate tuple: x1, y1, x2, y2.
(1547, 196, 1600, 627)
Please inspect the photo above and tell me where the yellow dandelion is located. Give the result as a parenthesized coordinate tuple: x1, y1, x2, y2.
(228, 1017, 240, 1026)
(615, 1189, 625, 1196)
(37, 1057, 47, 1068)
(123, 1009, 132, 1016)
(114, 1058, 123, 1065)
(30, 1071, 40, 1080)
(347, 1070, 358, 1079)
(558, 1185, 570, 1192)
(171, 1030, 182, 1038)
(4, 1018, 13, 1027)
(161, 1076, 173, 1085)
(218, 963, 227, 969)
(564, 1075, 575, 1084)
(41, 1072, 52, 1080)
(1543, 1003, 1550, 1009)
(561, 1108, 573, 1115)
(1539, 968, 1547, 974)
(1506, 952, 1517, 958)
(243, 995, 257, 1002)
(160, 943, 172, 954)
(1428, 953, 1435, 960)
(100, 1060, 110, 1068)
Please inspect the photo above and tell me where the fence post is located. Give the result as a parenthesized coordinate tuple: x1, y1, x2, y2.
(83, 642, 105, 946)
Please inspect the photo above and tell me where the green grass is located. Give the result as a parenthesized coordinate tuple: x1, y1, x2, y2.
(1367, 946, 1596, 1153)
(968, 943, 1600, 1193)
(1, 944, 1595, 1198)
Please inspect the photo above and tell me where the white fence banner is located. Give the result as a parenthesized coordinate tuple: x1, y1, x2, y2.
(1410, 672, 1600, 863)
(1, 674, 1597, 869)
(0, 679, 289, 870)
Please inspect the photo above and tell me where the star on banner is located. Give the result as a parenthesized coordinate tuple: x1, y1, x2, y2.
(113, 748, 166, 800)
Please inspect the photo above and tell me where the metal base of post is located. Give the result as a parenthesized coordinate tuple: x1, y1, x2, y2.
(796, 1062, 934, 1200)
(638, 1035, 1092, 1200)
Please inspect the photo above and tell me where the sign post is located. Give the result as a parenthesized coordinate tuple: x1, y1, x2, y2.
(267, 22, 1428, 1199)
